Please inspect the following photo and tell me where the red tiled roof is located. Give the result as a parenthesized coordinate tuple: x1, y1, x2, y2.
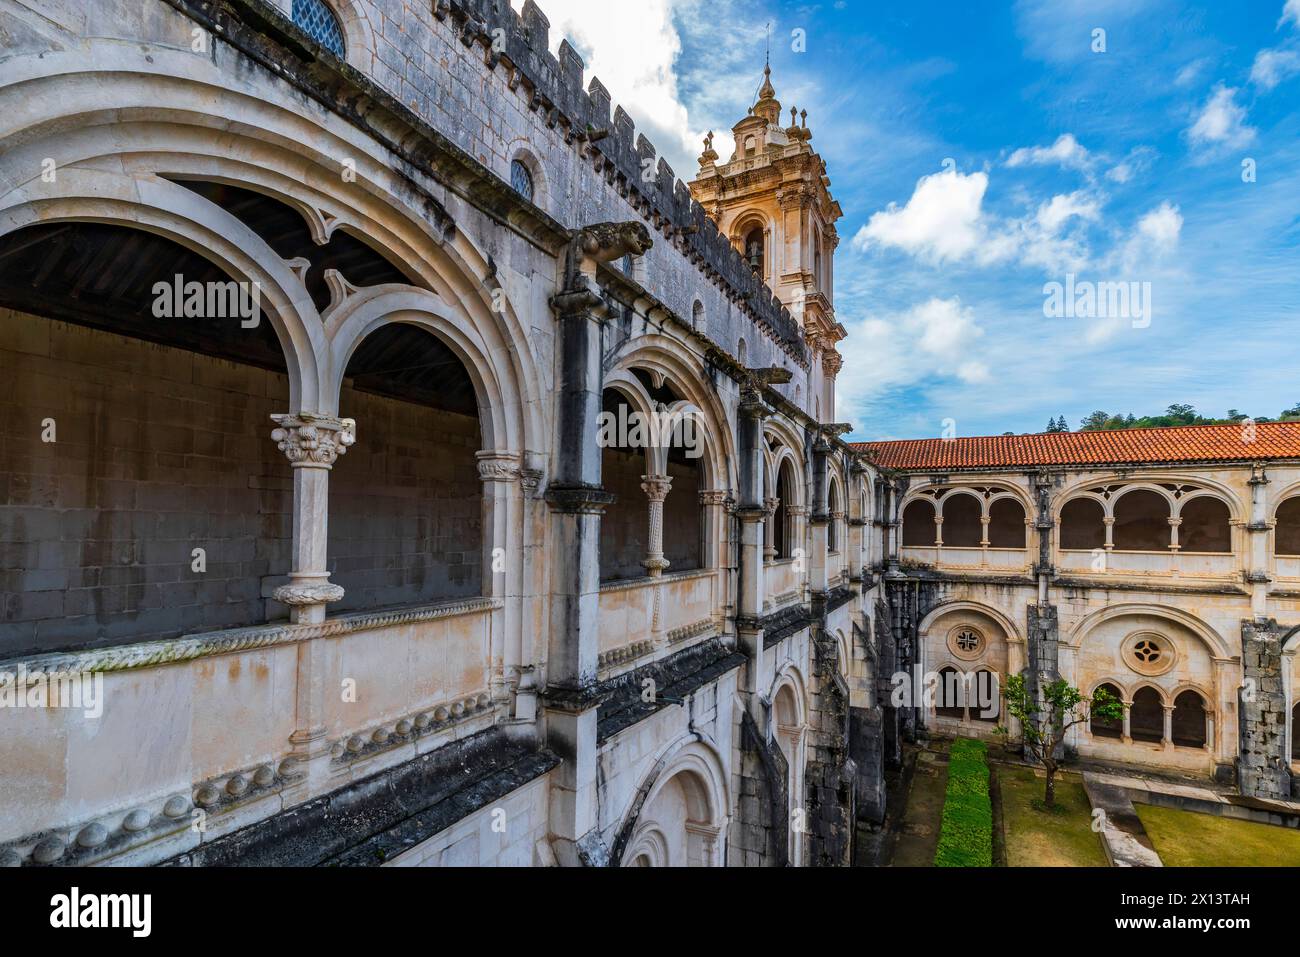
(851, 422, 1300, 472)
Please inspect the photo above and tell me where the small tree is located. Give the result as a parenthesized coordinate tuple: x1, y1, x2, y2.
(996, 674, 1123, 808)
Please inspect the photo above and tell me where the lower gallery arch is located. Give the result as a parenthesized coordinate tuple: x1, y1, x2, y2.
(328, 321, 484, 611)
(902, 498, 935, 546)
(620, 741, 728, 867)
(1130, 687, 1164, 743)
(1091, 683, 1124, 738)
(0, 220, 296, 655)
(772, 673, 806, 864)
(1171, 689, 1207, 748)
(599, 388, 650, 582)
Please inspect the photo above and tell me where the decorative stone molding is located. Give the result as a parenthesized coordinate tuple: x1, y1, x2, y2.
(476, 449, 523, 482)
(667, 618, 718, 645)
(0, 754, 295, 867)
(0, 597, 502, 680)
(699, 489, 728, 506)
(270, 413, 356, 468)
(331, 689, 495, 765)
(598, 639, 655, 672)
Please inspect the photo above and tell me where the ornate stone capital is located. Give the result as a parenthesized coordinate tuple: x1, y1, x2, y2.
(764, 496, 780, 517)
(822, 350, 844, 377)
(476, 450, 523, 483)
(270, 413, 356, 468)
(640, 475, 673, 502)
(699, 489, 728, 506)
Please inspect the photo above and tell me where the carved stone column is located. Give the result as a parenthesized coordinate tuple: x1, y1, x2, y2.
(699, 490, 728, 628)
(808, 435, 831, 598)
(763, 496, 780, 561)
(270, 412, 354, 799)
(642, 474, 672, 648)
(478, 451, 524, 708)
(270, 413, 355, 623)
(735, 386, 770, 699)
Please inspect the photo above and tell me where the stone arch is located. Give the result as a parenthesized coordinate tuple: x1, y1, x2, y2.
(827, 472, 844, 553)
(613, 737, 729, 867)
(902, 497, 937, 546)
(939, 489, 984, 548)
(0, 49, 544, 434)
(1065, 603, 1231, 659)
(771, 666, 808, 865)
(1129, 684, 1165, 743)
(1174, 493, 1232, 553)
(1111, 487, 1173, 551)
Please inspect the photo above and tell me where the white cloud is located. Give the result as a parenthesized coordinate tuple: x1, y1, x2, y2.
(1006, 133, 1092, 171)
(852, 169, 999, 264)
(1136, 201, 1183, 252)
(836, 298, 990, 423)
(1282, 0, 1300, 29)
(1187, 85, 1256, 150)
(508, 0, 771, 180)
(1035, 190, 1101, 233)
(1105, 145, 1157, 183)
(1251, 47, 1300, 90)
(1175, 58, 1210, 88)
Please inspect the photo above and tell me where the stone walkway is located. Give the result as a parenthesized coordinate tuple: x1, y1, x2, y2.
(884, 740, 952, 867)
(1081, 774, 1163, 867)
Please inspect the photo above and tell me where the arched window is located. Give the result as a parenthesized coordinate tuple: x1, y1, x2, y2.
(902, 499, 936, 546)
(987, 498, 1026, 548)
(1130, 687, 1164, 743)
(828, 482, 841, 553)
(744, 227, 765, 279)
(692, 300, 704, 330)
(1112, 489, 1171, 551)
(510, 159, 535, 202)
(935, 666, 966, 719)
(970, 671, 1000, 722)
(814, 245, 823, 289)
(1090, 683, 1124, 738)
(1060, 497, 1105, 550)
(942, 494, 982, 547)
(1178, 497, 1231, 553)
(1276, 498, 1300, 556)
(775, 460, 796, 559)
(1171, 690, 1207, 748)
(292, 0, 346, 58)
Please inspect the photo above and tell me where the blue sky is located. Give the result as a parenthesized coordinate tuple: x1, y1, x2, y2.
(522, 0, 1300, 441)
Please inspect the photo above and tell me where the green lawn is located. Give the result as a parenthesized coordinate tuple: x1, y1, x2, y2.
(997, 766, 1109, 867)
(934, 738, 992, 867)
(1136, 804, 1300, 866)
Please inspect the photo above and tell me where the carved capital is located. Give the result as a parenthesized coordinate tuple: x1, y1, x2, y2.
(699, 489, 728, 506)
(476, 450, 523, 483)
(270, 413, 355, 468)
(640, 475, 673, 503)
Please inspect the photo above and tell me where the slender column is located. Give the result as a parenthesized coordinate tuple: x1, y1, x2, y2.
(763, 496, 780, 561)
(1162, 705, 1174, 749)
(270, 413, 355, 623)
(478, 451, 524, 707)
(1246, 465, 1272, 617)
(1168, 516, 1183, 552)
(808, 435, 830, 596)
(270, 412, 354, 798)
(1121, 698, 1133, 743)
(1103, 516, 1115, 550)
(700, 490, 728, 629)
(642, 474, 672, 647)
(933, 515, 944, 548)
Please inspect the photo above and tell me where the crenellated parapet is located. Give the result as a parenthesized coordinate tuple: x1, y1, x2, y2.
(430, 0, 809, 363)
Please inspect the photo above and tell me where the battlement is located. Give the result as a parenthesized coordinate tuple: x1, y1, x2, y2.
(437, 0, 808, 362)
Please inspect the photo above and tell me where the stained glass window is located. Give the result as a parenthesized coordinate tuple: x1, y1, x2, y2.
(292, 0, 345, 59)
(510, 160, 534, 201)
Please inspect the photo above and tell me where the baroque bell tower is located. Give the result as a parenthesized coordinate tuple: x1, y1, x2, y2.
(689, 62, 846, 421)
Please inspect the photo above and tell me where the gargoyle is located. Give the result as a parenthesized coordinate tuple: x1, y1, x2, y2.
(564, 221, 653, 288)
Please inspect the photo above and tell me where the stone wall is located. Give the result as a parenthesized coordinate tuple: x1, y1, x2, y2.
(0, 309, 292, 655)
(329, 388, 483, 612)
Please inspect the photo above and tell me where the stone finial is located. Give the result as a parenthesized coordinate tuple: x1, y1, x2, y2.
(270, 413, 356, 468)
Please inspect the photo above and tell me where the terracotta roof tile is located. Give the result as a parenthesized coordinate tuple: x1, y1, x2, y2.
(851, 422, 1300, 472)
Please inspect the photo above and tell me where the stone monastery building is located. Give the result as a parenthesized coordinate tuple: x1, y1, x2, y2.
(0, 0, 1297, 867)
